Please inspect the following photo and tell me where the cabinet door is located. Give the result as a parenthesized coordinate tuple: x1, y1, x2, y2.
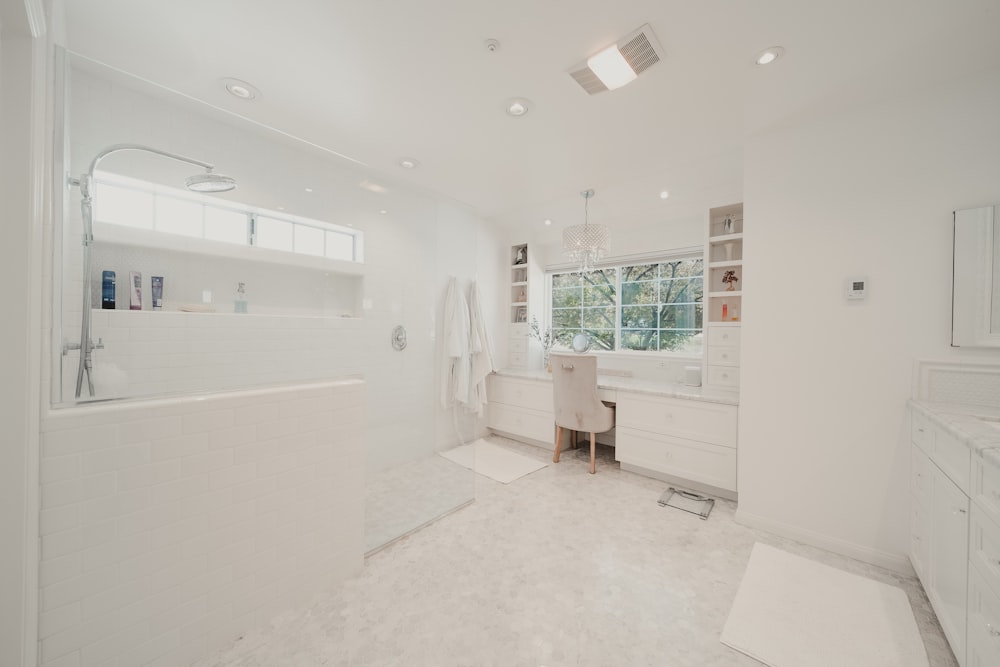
(929, 463, 969, 665)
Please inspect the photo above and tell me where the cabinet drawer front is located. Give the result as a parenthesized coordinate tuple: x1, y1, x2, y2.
(932, 427, 971, 495)
(706, 365, 740, 389)
(487, 403, 554, 444)
(974, 454, 1000, 527)
(508, 352, 527, 367)
(616, 394, 737, 447)
(509, 337, 527, 353)
(488, 376, 553, 412)
(615, 427, 736, 491)
(911, 410, 935, 453)
(911, 445, 932, 508)
(707, 345, 740, 366)
(967, 564, 1000, 666)
(971, 503, 1000, 598)
(707, 325, 741, 348)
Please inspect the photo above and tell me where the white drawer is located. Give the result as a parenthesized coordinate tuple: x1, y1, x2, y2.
(615, 427, 736, 491)
(509, 337, 527, 353)
(706, 365, 740, 389)
(508, 352, 527, 368)
(616, 393, 737, 448)
(912, 444, 932, 509)
(707, 325, 741, 348)
(974, 452, 1000, 527)
(707, 345, 740, 366)
(931, 427, 971, 496)
(487, 376, 553, 412)
(967, 563, 1000, 666)
(487, 403, 554, 444)
(911, 410, 935, 454)
(971, 503, 1000, 598)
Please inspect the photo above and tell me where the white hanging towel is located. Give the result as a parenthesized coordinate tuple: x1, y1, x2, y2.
(467, 281, 496, 416)
(440, 276, 471, 409)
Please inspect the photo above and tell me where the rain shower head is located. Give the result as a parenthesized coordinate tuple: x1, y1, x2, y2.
(185, 171, 237, 193)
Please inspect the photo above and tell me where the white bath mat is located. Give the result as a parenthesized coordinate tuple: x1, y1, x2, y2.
(720, 543, 928, 667)
(438, 439, 546, 484)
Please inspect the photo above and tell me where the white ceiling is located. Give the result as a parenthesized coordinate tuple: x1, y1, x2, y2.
(60, 0, 1000, 237)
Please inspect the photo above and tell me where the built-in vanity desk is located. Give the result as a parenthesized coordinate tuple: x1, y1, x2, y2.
(487, 369, 739, 498)
(907, 400, 1000, 667)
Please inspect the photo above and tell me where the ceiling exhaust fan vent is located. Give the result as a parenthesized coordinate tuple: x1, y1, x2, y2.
(568, 23, 664, 95)
(619, 30, 659, 75)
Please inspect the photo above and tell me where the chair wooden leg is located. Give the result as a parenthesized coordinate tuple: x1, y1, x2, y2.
(553, 425, 563, 463)
(589, 432, 597, 474)
(571, 430, 578, 449)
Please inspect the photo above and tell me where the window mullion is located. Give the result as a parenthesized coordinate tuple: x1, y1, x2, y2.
(615, 266, 622, 352)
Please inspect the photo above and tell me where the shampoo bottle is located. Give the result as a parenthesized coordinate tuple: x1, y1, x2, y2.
(234, 282, 248, 313)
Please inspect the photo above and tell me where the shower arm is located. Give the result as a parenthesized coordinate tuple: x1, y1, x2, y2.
(78, 143, 216, 245)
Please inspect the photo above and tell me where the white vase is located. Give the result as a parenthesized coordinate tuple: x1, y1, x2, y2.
(723, 242, 735, 261)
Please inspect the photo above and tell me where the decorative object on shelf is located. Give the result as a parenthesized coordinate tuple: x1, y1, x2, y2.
(722, 302, 729, 320)
(518, 287, 526, 302)
(723, 241, 735, 261)
(529, 316, 562, 371)
(515, 306, 527, 323)
(571, 333, 591, 353)
(562, 189, 609, 273)
(514, 246, 527, 265)
(722, 270, 739, 292)
(723, 215, 735, 235)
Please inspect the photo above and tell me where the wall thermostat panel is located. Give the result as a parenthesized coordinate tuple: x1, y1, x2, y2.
(846, 278, 868, 300)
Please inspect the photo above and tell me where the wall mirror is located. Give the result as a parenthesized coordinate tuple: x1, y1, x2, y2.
(953, 204, 1000, 347)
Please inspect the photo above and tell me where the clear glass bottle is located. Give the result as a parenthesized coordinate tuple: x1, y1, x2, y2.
(234, 282, 248, 313)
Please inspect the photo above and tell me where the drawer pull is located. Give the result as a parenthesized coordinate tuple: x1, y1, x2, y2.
(721, 374, 729, 379)
(916, 427, 925, 433)
(721, 353, 728, 359)
(954, 508, 967, 515)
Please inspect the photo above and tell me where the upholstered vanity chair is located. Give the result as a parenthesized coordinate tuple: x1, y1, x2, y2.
(550, 353, 616, 474)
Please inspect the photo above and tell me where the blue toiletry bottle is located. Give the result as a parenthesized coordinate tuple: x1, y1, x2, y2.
(101, 271, 116, 309)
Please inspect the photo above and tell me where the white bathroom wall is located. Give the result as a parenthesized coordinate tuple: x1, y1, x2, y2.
(738, 71, 1000, 570)
(0, 6, 46, 666)
(65, 311, 365, 400)
(37, 379, 364, 667)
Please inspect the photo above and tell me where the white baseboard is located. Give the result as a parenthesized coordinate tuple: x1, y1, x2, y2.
(734, 509, 915, 577)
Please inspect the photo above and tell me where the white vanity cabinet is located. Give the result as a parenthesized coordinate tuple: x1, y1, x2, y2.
(486, 374, 555, 444)
(968, 450, 1000, 665)
(909, 407, 972, 666)
(615, 393, 738, 495)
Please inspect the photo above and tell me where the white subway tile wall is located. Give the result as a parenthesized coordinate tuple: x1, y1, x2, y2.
(61, 311, 365, 402)
(38, 379, 365, 667)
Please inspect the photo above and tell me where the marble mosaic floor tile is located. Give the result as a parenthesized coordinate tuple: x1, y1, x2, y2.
(195, 436, 958, 667)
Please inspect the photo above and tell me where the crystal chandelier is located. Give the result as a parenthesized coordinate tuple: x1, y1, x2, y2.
(562, 189, 609, 272)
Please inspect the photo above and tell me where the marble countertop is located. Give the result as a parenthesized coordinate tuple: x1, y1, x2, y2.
(495, 368, 740, 406)
(908, 399, 1000, 468)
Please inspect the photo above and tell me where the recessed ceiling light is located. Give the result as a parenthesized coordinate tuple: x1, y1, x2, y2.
(544, 219, 552, 226)
(398, 158, 420, 169)
(379, 209, 388, 215)
(754, 46, 785, 66)
(276, 206, 285, 211)
(222, 77, 260, 100)
(304, 187, 313, 193)
(505, 98, 532, 117)
(660, 190, 670, 200)
(360, 180, 388, 194)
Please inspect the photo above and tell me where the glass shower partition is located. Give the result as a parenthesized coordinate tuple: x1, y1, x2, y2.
(54, 50, 475, 556)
